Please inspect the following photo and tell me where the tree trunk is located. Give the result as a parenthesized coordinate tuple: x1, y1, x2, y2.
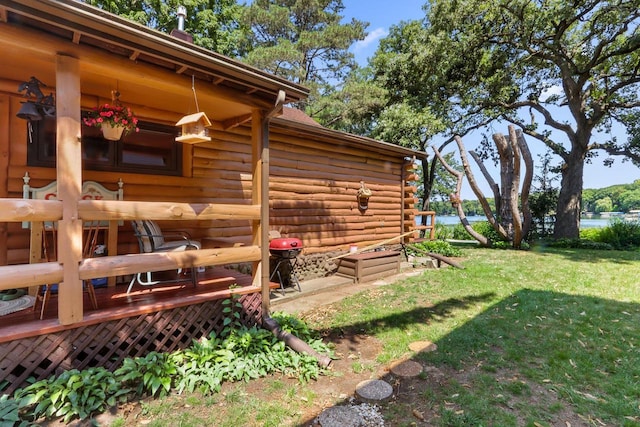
(421, 157, 433, 212)
(517, 129, 533, 240)
(454, 136, 507, 237)
(493, 132, 516, 239)
(553, 154, 584, 239)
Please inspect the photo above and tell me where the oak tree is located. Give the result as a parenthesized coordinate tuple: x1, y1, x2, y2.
(370, 0, 640, 239)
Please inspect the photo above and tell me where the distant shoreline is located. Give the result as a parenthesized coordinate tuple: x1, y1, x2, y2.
(420, 215, 636, 229)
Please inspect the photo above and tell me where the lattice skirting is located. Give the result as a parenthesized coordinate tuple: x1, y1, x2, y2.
(0, 293, 264, 395)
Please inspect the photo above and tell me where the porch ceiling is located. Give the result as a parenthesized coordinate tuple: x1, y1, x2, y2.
(0, 0, 310, 122)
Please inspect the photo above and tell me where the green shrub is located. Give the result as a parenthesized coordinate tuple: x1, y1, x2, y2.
(472, 221, 506, 244)
(546, 238, 613, 250)
(434, 223, 454, 240)
(596, 218, 640, 250)
(15, 367, 129, 424)
(0, 394, 30, 427)
(579, 227, 601, 241)
(8, 304, 333, 423)
(452, 223, 472, 240)
(410, 240, 463, 257)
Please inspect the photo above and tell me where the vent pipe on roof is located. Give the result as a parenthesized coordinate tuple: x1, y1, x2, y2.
(170, 5, 193, 43)
(177, 5, 186, 31)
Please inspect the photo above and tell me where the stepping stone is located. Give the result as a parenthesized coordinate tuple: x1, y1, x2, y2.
(355, 379, 393, 403)
(317, 406, 363, 427)
(390, 360, 423, 378)
(409, 340, 438, 353)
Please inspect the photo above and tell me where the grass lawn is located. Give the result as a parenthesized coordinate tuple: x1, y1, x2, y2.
(113, 247, 640, 426)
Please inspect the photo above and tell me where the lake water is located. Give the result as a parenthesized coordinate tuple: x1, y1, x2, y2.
(427, 215, 610, 228)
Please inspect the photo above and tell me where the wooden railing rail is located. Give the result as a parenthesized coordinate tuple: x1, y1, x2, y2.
(0, 198, 261, 293)
(413, 210, 436, 240)
(78, 200, 261, 221)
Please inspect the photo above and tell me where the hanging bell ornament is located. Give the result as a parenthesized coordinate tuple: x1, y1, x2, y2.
(16, 101, 43, 121)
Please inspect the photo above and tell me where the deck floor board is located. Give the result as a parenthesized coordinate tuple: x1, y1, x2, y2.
(0, 267, 277, 343)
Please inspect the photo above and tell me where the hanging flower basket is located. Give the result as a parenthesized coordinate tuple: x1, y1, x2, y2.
(83, 103, 139, 141)
(100, 123, 125, 141)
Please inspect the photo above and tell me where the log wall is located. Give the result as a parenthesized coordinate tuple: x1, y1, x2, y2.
(2, 81, 416, 265)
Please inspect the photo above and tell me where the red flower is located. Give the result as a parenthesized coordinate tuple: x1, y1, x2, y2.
(83, 103, 139, 135)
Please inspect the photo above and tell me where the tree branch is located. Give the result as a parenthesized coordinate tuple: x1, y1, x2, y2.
(432, 146, 489, 246)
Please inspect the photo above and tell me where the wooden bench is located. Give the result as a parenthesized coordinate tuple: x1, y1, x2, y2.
(336, 250, 401, 283)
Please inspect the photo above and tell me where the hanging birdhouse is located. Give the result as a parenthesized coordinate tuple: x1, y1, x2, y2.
(175, 112, 212, 144)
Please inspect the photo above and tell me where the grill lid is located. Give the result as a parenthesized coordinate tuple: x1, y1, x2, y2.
(269, 237, 303, 250)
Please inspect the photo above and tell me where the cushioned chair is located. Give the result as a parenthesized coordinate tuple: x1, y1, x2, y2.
(128, 220, 201, 293)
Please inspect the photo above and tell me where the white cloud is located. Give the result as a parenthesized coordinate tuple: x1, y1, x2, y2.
(539, 84, 563, 102)
(354, 27, 389, 50)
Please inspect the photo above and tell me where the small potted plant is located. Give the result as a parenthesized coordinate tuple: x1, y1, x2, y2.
(83, 102, 139, 141)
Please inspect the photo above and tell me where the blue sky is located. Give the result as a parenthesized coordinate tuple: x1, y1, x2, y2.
(340, 0, 640, 198)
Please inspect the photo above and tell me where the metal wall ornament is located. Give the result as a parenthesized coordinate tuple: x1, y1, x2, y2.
(17, 76, 56, 121)
(357, 180, 372, 211)
(16, 102, 42, 121)
(17, 76, 56, 143)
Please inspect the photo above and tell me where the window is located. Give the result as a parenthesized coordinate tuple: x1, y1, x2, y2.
(27, 115, 183, 176)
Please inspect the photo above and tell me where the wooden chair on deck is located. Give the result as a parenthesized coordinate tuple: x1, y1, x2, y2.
(33, 222, 100, 319)
(128, 220, 201, 294)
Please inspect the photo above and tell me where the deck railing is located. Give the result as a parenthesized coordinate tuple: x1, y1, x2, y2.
(0, 198, 262, 323)
(413, 210, 436, 241)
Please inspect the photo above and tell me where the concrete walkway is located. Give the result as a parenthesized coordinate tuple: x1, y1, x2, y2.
(269, 264, 428, 315)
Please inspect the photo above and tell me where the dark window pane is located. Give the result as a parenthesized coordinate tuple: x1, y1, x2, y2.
(27, 115, 183, 176)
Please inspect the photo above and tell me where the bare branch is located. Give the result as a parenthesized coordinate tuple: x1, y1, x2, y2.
(470, 150, 501, 213)
(432, 146, 489, 246)
(454, 136, 508, 237)
(507, 126, 523, 247)
(516, 128, 534, 239)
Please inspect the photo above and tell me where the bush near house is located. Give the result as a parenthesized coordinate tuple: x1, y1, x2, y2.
(1, 311, 332, 424)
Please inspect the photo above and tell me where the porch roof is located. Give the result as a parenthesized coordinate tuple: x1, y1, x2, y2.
(274, 111, 430, 160)
(0, 0, 309, 119)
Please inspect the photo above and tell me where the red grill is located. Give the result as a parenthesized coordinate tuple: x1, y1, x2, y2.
(269, 237, 303, 259)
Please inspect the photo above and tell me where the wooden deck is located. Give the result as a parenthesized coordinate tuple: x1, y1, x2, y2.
(0, 266, 275, 344)
(1, 266, 280, 395)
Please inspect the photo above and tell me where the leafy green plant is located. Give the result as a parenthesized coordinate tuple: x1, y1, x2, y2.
(410, 240, 463, 257)
(15, 367, 128, 424)
(546, 238, 613, 250)
(0, 394, 31, 427)
(115, 352, 177, 398)
(434, 223, 454, 240)
(6, 300, 334, 424)
(174, 344, 226, 395)
(220, 292, 244, 337)
(451, 223, 472, 240)
(271, 312, 314, 339)
(596, 218, 640, 250)
(176, 313, 333, 393)
(472, 221, 506, 245)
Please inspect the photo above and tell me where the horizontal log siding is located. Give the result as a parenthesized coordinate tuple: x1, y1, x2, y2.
(268, 126, 406, 254)
(191, 124, 407, 254)
(4, 91, 411, 263)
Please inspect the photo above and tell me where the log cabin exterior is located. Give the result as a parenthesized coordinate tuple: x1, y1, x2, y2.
(0, 0, 425, 394)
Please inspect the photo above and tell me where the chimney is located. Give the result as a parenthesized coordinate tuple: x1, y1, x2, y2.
(170, 5, 193, 43)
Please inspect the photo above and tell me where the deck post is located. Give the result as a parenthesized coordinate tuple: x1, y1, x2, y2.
(251, 108, 270, 314)
(55, 54, 83, 324)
